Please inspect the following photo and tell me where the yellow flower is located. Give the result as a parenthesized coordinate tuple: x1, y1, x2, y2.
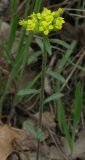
(49, 25, 53, 30)
(36, 13, 41, 19)
(54, 17, 65, 30)
(39, 26, 44, 31)
(26, 20, 35, 30)
(51, 11, 56, 17)
(19, 7, 65, 36)
(42, 8, 51, 15)
(44, 30, 49, 35)
(52, 8, 63, 17)
(57, 8, 63, 15)
(19, 19, 27, 27)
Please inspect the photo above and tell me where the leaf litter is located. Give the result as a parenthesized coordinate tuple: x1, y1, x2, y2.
(1, 121, 85, 160)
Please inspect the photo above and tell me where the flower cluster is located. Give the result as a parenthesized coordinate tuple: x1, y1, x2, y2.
(19, 8, 65, 36)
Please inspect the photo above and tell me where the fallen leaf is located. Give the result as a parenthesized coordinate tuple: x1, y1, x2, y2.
(49, 146, 64, 160)
(35, 112, 56, 129)
(0, 125, 21, 160)
(72, 129, 85, 159)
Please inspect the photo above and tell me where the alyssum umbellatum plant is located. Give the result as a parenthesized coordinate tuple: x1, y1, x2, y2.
(19, 7, 65, 35)
(19, 7, 65, 160)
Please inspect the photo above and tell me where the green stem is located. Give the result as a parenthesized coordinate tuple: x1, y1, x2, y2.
(36, 37, 47, 160)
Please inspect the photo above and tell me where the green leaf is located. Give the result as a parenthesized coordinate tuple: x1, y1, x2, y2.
(72, 82, 83, 140)
(35, 37, 52, 56)
(34, 0, 41, 12)
(67, 58, 85, 72)
(36, 128, 45, 141)
(28, 51, 42, 64)
(35, 38, 43, 51)
(61, 105, 73, 150)
(23, 122, 44, 141)
(23, 121, 36, 137)
(47, 70, 65, 83)
(6, 14, 19, 62)
(57, 98, 73, 150)
(5, 0, 19, 63)
(14, 73, 41, 106)
(17, 89, 38, 96)
(44, 37, 52, 56)
(57, 40, 77, 71)
(50, 38, 70, 49)
(57, 99, 64, 132)
(44, 93, 63, 104)
(55, 82, 73, 150)
(26, 73, 41, 89)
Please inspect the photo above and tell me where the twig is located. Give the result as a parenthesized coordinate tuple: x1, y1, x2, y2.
(68, 13, 85, 18)
(64, 8, 85, 12)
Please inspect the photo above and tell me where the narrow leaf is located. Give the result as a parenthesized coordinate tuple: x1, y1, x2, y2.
(23, 122, 36, 137)
(44, 93, 63, 104)
(57, 98, 73, 150)
(35, 38, 43, 51)
(28, 51, 42, 64)
(72, 82, 83, 140)
(47, 70, 65, 83)
(50, 38, 70, 49)
(44, 37, 52, 56)
(36, 128, 45, 141)
(57, 40, 77, 71)
(17, 89, 38, 96)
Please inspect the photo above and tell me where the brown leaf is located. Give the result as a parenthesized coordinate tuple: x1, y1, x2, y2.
(49, 146, 64, 160)
(0, 125, 21, 160)
(35, 112, 56, 129)
(72, 129, 85, 159)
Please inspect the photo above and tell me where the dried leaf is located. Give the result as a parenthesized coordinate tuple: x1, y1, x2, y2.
(35, 112, 56, 129)
(0, 125, 21, 160)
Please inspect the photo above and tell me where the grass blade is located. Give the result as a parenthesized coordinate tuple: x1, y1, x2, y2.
(72, 82, 83, 140)
(6, 0, 19, 62)
(34, 0, 42, 12)
(57, 98, 73, 150)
